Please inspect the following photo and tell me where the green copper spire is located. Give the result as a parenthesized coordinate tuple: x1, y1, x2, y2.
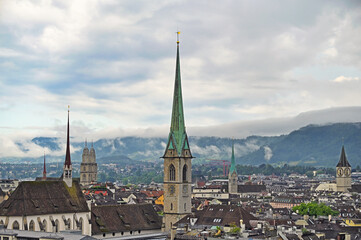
(229, 140, 237, 175)
(165, 33, 189, 156)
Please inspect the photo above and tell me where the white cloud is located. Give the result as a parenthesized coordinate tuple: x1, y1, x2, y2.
(1, 1, 361, 160)
(333, 76, 360, 83)
(264, 146, 273, 161)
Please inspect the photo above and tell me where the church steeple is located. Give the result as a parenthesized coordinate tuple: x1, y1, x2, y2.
(63, 106, 73, 187)
(228, 139, 238, 194)
(43, 152, 47, 180)
(64, 107, 71, 168)
(336, 145, 352, 192)
(337, 145, 351, 167)
(162, 33, 192, 232)
(229, 140, 237, 175)
(164, 32, 190, 157)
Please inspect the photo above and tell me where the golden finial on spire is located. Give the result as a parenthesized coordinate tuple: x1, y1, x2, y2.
(68, 105, 70, 112)
(176, 31, 180, 44)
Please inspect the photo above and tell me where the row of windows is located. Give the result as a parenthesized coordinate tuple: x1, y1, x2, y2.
(5, 217, 83, 232)
(170, 203, 187, 211)
(169, 164, 188, 182)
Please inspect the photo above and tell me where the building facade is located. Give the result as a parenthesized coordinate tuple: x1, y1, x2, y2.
(0, 108, 92, 235)
(336, 145, 352, 192)
(162, 34, 193, 232)
(80, 141, 98, 186)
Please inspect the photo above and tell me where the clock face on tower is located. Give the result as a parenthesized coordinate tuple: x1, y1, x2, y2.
(344, 168, 351, 177)
(168, 184, 175, 195)
(337, 168, 343, 176)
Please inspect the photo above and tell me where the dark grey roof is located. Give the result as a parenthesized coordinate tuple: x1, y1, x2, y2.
(237, 185, 266, 193)
(91, 204, 162, 235)
(337, 146, 351, 167)
(0, 180, 89, 216)
(176, 204, 257, 229)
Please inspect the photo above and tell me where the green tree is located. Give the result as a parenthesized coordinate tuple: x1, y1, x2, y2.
(292, 202, 338, 217)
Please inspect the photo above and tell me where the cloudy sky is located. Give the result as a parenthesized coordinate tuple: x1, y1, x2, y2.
(1, 0, 361, 157)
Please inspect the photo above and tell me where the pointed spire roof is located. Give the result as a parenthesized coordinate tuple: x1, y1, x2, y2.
(64, 107, 72, 167)
(43, 152, 46, 179)
(229, 140, 237, 175)
(165, 33, 188, 156)
(337, 145, 351, 167)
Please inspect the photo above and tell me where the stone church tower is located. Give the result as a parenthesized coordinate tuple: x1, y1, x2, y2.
(228, 141, 238, 194)
(162, 33, 193, 232)
(336, 145, 352, 192)
(63, 107, 73, 188)
(80, 140, 98, 186)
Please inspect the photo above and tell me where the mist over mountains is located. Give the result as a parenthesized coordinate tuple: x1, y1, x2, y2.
(3, 122, 361, 168)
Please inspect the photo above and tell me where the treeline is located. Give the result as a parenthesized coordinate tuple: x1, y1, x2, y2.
(194, 163, 336, 180)
(235, 164, 335, 176)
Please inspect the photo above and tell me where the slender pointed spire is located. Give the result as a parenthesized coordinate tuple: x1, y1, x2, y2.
(64, 106, 71, 167)
(43, 151, 47, 179)
(229, 139, 237, 175)
(337, 145, 351, 167)
(168, 32, 186, 154)
(85, 138, 87, 148)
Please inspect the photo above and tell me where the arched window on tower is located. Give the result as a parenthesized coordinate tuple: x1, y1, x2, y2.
(183, 164, 188, 182)
(169, 164, 175, 181)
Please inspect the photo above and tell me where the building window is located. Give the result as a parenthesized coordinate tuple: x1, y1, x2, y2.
(183, 164, 188, 182)
(169, 164, 176, 181)
(184, 203, 186, 211)
(79, 218, 83, 232)
(171, 203, 173, 210)
(55, 220, 59, 233)
(42, 220, 47, 232)
(12, 221, 19, 230)
(29, 220, 35, 231)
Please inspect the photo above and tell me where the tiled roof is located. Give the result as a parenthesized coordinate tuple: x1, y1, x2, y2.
(0, 180, 89, 216)
(91, 204, 162, 235)
(176, 204, 257, 229)
(237, 185, 266, 193)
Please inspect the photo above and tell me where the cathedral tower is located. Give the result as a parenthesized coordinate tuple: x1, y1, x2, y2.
(63, 107, 73, 187)
(336, 145, 352, 192)
(162, 33, 193, 232)
(228, 141, 238, 194)
(80, 140, 98, 186)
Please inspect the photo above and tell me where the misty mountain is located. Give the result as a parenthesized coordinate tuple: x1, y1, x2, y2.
(3, 122, 361, 168)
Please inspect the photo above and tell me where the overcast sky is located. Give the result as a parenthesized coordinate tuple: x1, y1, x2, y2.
(1, 0, 361, 157)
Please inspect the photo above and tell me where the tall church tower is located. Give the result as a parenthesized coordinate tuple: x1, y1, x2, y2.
(162, 33, 193, 232)
(63, 107, 73, 187)
(228, 141, 238, 194)
(336, 145, 352, 192)
(80, 140, 98, 186)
